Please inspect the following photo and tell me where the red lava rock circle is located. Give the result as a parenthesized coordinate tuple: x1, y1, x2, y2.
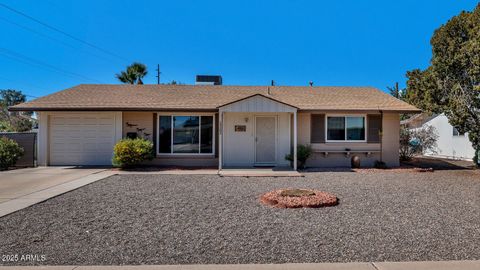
(260, 188, 338, 208)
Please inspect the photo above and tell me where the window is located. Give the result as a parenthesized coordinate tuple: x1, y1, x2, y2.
(158, 116, 171, 153)
(327, 117, 345, 141)
(173, 116, 199, 153)
(327, 116, 365, 141)
(158, 115, 214, 154)
(346, 117, 365, 140)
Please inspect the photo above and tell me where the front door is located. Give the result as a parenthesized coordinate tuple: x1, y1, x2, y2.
(255, 116, 276, 165)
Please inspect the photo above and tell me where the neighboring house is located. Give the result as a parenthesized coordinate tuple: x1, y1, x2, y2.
(9, 82, 420, 169)
(402, 113, 475, 160)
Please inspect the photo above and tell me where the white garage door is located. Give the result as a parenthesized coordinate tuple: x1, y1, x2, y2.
(49, 113, 116, 165)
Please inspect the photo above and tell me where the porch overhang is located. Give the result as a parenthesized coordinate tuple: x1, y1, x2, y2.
(217, 94, 298, 171)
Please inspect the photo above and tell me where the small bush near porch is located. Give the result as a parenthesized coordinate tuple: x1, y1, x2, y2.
(285, 144, 313, 169)
(112, 138, 154, 168)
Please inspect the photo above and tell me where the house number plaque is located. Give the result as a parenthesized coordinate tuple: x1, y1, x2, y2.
(235, 125, 246, 132)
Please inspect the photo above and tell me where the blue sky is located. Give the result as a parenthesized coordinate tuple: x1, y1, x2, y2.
(0, 0, 478, 99)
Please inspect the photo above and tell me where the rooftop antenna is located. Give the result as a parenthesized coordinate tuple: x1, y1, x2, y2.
(271, 80, 275, 86)
(156, 64, 161, 84)
(309, 81, 314, 87)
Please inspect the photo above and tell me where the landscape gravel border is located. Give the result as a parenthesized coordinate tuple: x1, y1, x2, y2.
(0, 170, 479, 265)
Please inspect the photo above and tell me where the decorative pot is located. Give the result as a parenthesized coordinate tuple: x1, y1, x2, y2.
(351, 155, 361, 168)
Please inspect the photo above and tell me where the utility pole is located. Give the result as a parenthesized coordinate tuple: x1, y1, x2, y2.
(156, 64, 161, 84)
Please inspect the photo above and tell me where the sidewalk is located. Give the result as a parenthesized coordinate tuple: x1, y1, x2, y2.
(1, 261, 479, 270)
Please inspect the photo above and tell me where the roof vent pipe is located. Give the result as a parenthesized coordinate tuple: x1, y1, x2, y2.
(267, 86, 271, 95)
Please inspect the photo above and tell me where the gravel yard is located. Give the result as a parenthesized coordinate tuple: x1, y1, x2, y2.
(0, 170, 479, 265)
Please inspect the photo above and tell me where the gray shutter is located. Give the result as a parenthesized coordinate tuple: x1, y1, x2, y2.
(311, 114, 325, 143)
(367, 114, 382, 143)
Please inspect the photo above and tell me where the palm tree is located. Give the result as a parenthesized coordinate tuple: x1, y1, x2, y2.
(116, 62, 148, 84)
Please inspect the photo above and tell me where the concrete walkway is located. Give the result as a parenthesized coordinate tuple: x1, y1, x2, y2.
(0, 167, 114, 217)
(0, 261, 479, 269)
(114, 168, 303, 177)
(219, 168, 303, 177)
(115, 168, 218, 175)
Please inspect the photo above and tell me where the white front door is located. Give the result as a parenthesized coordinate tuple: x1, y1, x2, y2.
(255, 116, 276, 165)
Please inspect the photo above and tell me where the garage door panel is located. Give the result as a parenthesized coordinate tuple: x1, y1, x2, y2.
(51, 126, 78, 132)
(82, 132, 100, 138)
(51, 117, 69, 125)
(88, 129, 113, 136)
(97, 145, 113, 152)
(67, 143, 83, 152)
(96, 131, 112, 140)
(82, 118, 98, 125)
(53, 142, 82, 152)
(97, 125, 114, 130)
(49, 113, 116, 166)
(83, 143, 101, 151)
(53, 128, 83, 134)
(98, 118, 114, 125)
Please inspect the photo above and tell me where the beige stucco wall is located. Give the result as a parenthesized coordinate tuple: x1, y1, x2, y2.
(381, 113, 400, 167)
(38, 110, 400, 168)
(122, 112, 154, 142)
(119, 111, 397, 168)
(297, 112, 400, 168)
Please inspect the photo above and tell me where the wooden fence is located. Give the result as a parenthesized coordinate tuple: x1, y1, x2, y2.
(0, 132, 37, 167)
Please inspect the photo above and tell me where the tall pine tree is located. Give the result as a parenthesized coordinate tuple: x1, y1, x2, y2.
(405, 4, 480, 164)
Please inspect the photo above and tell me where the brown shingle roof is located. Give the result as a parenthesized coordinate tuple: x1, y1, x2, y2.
(10, 84, 421, 112)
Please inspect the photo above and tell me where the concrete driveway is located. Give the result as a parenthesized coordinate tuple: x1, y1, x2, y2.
(0, 166, 114, 217)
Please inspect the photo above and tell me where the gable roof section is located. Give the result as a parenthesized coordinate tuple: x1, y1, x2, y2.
(218, 93, 298, 111)
(10, 84, 421, 112)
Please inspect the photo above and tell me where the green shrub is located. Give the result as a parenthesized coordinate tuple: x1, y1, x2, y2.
(285, 144, 313, 169)
(374, 160, 388, 169)
(399, 125, 438, 161)
(0, 121, 14, 132)
(0, 136, 24, 170)
(112, 138, 154, 168)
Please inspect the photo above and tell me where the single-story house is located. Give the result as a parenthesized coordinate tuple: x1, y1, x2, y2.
(401, 113, 475, 160)
(10, 84, 420, 169)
